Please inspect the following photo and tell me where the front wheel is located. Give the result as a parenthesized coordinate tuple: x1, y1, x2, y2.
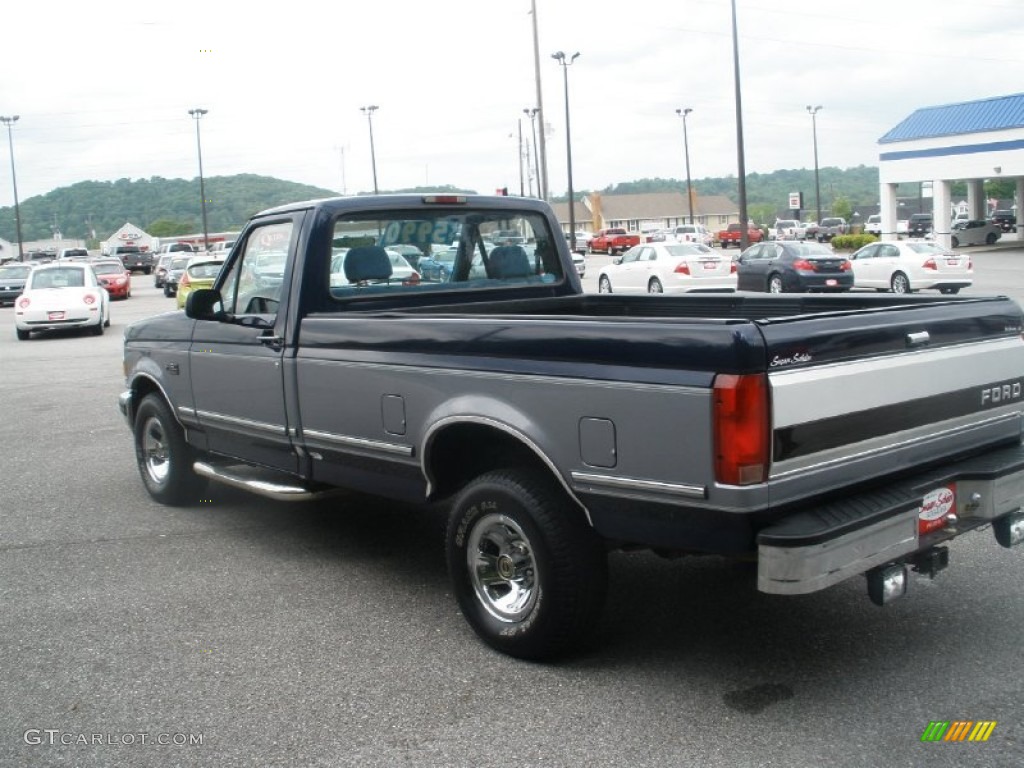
(951, 237, 959, 248)
(133, 394, 206, 505)
(598, 275, 612, 293)
(446, 468, 608, 660)
(986, 233, 998, 245)
(891, 272, 911, 294)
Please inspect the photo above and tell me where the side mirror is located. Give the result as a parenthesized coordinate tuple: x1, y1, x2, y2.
(185, 288, 223, 320)
(613, 257, 622, 265)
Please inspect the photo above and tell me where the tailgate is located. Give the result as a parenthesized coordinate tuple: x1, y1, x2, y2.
(757, 297, 1024, 506)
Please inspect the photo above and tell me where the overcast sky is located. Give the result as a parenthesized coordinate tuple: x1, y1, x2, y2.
(2, 0, 1022, 204)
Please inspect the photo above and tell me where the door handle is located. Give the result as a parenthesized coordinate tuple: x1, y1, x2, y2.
(259, 331, 284, 350)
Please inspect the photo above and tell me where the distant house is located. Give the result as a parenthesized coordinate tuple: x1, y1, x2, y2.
(549, 191, 738, 233)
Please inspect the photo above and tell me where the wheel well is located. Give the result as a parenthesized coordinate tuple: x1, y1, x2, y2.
(426, 422, 563, 502)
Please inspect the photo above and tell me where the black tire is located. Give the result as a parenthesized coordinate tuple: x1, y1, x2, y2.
(891, 272, 911, 294)
(648, 277, 664, 294)
(16, 328, 29, 340)
(951, 237, 959, 249)
(986, 233, 997, 245)
(133, 394, 206, 505)
(940, 287, 961, 295)
(91, 315, 104, 336)
(598, 275, 612, 294)
(768, 274, 784, 294)
(164, 285, 174, 297)
(446, 468, 607, 660)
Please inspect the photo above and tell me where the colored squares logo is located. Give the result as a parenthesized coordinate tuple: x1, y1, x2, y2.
(921, 721, 997, 742)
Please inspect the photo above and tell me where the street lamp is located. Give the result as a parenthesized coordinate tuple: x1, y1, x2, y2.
(187, 108, 210, 252)
(524, 108, 541, 198)
(675, 108, 694, 225)
(0, 115, 25, 260)
(360, 105, 379, 194)
(807, 105, 823, 224)
(552, 51, 580, 250)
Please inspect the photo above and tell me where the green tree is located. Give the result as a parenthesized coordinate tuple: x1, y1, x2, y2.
(147, 218, 196, 237)
(831, 196, 853, 221)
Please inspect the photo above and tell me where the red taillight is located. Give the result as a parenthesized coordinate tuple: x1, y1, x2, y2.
(791, 258, 815, 271)
(923, 258, 937, 270)
(713, 373, 770, 485)
(730, 261, 737, 274)
(402, 271, 421, 286)
(180, 272, 191, 288)
(839, 259, 852, 272)
(17, 296, 30, 309)
(674, 262, 691, 275)
(83, 294, 96, 305)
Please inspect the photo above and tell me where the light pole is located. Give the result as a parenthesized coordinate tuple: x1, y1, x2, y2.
(552, 51, 580, 250)
(729, 0, 750, 249)
(807, 105, 823, 224)
(360, 105, 379, 194)
(0, 115, 25, 260)
(675, 108, 694, 225)
(187, 108, 210, 252)
(524, 108, 541, 198)
(530, 0, 549, 199)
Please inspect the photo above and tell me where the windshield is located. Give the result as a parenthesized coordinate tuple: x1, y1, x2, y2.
(0, 265, 31, 279)
(29, 268, 86, 288)
(92, 262, 125, 275)
(328, 206, 564, 300)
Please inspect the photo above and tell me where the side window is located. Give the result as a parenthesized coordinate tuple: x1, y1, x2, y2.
(219, 221, 293, 315)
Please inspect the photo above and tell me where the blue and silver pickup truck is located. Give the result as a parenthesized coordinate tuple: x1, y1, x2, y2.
(119, 194, 1024, 659)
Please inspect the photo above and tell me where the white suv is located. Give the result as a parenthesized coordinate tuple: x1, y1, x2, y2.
(669, 224, 713, 246)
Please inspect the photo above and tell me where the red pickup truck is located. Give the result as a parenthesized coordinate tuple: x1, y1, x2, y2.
(590, 228, 642, 255)
(716, 223, 764, 249)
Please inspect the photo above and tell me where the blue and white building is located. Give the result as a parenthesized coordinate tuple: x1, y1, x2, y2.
(879, 93, 1024, 245)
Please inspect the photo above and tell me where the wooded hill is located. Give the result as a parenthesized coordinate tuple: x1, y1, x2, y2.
(2, 168, 1008, 244)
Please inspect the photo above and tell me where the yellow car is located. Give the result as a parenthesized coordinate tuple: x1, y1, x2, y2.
(176, 257, 225, 309)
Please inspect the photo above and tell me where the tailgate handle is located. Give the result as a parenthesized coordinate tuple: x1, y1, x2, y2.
(906, 331, 930, 347)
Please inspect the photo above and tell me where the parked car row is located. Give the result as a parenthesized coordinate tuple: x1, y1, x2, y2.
(591, 236, 975, 297)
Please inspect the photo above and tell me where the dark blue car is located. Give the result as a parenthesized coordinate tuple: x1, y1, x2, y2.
(735, 241, 853, 293)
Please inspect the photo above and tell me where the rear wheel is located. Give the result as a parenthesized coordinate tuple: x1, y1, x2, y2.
(768, 274, 784, 294)
(91, 314, 104, 336)
(446, 468, 607, 660)
(598, 275, 612, 293)
(890, 272, 911, 294)
(986, 233, 998, 245)
(16, 328, 29, 341)
(133, 394, 206, 505)
(951, 237, 960, 248)
(648, 277, 663, 294)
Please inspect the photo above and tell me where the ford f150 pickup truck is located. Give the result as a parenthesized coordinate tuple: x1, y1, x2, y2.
(120, 193, 1024, 660)
(589, 227, 642, 255)
(717, 222, 764, 248)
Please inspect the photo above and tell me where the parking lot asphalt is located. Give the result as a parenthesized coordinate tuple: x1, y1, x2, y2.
(2, 256, 1023, 767)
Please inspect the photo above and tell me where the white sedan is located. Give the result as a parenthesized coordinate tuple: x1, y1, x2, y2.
(14, 262, 111, 339)
(597, 242, 736, 294)
(848, 240, 972, 294)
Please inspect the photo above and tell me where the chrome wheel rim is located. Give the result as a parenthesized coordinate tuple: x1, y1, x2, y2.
(467, 513, 538, 622)
(649, 280, 663, 293)
(599, 277, 611, 293)
(769, 277, 783, 293)
(892, 275, 908, 293)
(141, 415, 170, 485)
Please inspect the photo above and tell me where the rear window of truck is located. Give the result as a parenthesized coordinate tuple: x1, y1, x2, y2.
(327, 208, 565, 300)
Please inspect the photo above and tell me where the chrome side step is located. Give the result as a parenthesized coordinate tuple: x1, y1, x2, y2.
(193, 461, 343, 502)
